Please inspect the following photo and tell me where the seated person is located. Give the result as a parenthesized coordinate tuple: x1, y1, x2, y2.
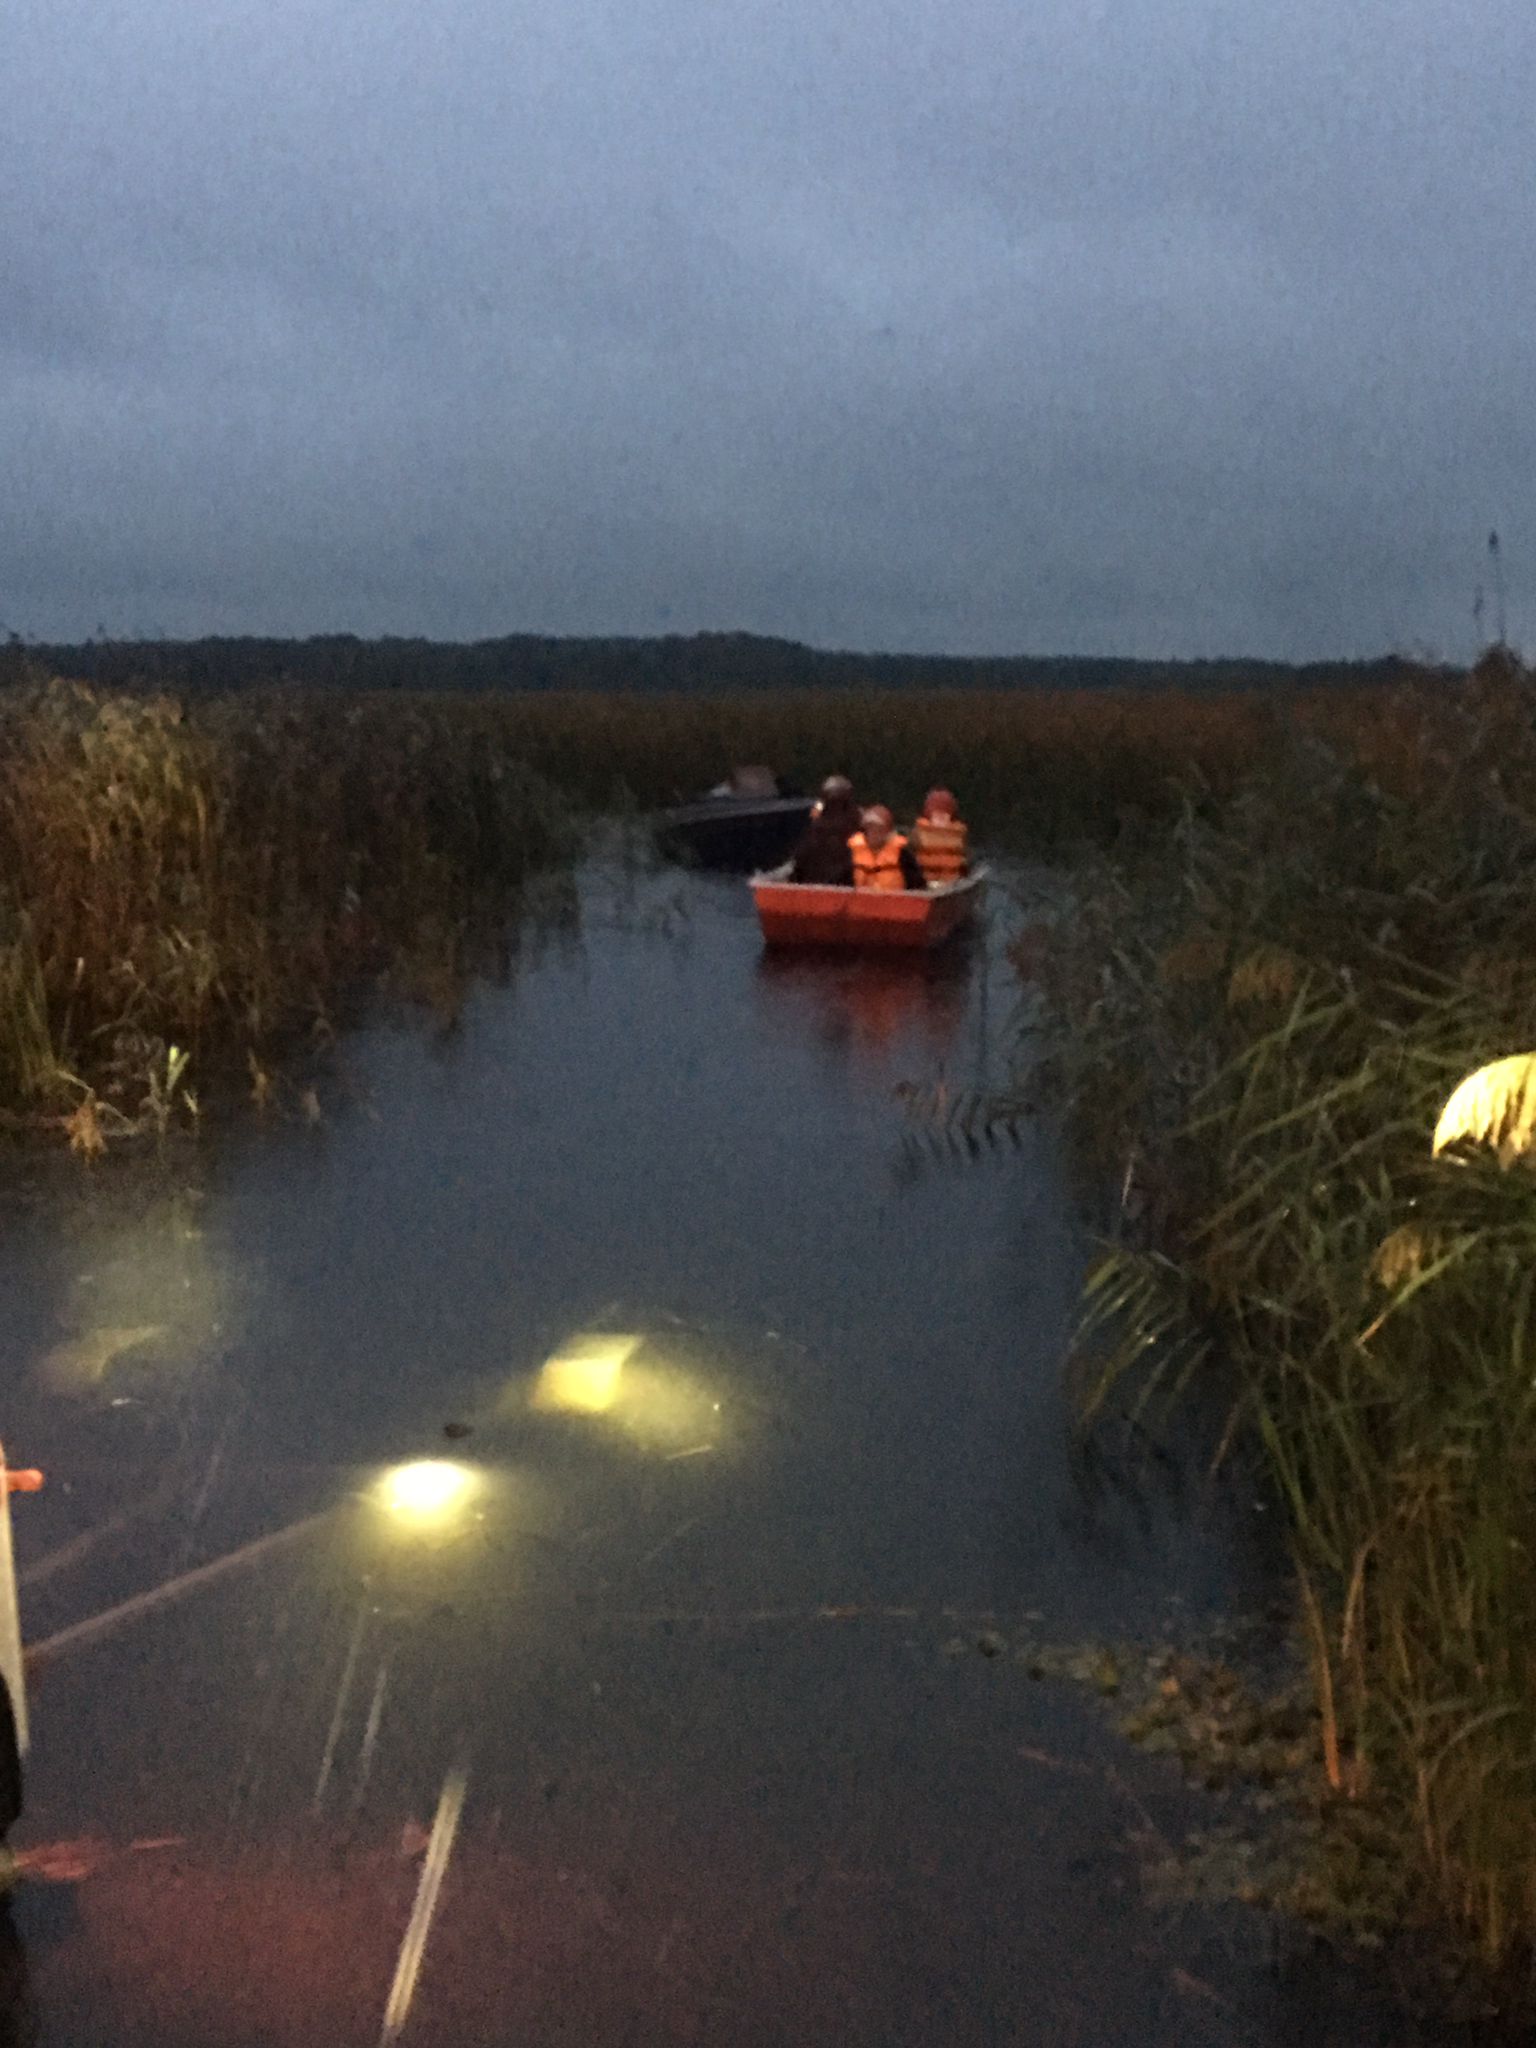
(789, 775, 861, 884)
(849, 805, 927, 890)
(911, 786, 969, 885)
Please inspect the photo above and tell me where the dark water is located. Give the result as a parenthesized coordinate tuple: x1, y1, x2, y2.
(0, 860, 1451, 2044)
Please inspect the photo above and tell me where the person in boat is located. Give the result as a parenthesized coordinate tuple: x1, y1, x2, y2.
(788, 775, 861, 884)
(911, 787, 969, 886)
(849, 805, 927, 891)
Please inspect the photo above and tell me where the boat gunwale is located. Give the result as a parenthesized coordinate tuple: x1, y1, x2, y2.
(748, 863, 987, 950)
(659, 794, 816, 829)
(749, 863, 990, 903)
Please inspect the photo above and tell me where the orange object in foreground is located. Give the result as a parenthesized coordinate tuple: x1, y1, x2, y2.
(750, 866, 987, 950)
(4, 1473, 42, 1495)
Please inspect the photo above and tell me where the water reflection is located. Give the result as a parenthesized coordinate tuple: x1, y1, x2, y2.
(0, 862, 1371, 2048)
(374, 1460, 481, 1526)
(753, 946, 973, 1076)
(36, 1324, 167, 1398)
(32, 1187, 249, 1404)
(527, 1329, 728, 1456)
(531, 1333, 640, 1415)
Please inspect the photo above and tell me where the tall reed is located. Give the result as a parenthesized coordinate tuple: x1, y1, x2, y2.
(1036, 651, 1536, 1970)
(415, 678, 1442, 849)
(0, 676, 576, 1127)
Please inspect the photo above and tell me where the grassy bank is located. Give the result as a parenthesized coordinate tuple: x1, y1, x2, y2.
(0, 676, 575, 1137)
(1024, 650, 1536, 1976)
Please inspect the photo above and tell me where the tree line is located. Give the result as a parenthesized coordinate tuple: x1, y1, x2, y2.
(6, 628, 1436, 697)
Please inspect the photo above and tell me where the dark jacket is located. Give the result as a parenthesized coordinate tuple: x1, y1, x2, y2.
(789, 798, 861, 884)
(894, 841, 929, 890)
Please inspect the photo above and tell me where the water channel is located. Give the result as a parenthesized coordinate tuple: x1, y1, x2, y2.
(0, 857, 1458, 2044)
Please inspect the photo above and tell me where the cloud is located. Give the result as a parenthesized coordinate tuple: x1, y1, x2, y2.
(4, 0, 1534, 656)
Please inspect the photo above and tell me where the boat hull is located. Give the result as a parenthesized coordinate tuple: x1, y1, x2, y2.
(655, 796, 814, 872)
(751, 867, 987, 950)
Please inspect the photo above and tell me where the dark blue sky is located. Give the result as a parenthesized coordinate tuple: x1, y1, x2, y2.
(6, 0, 1532, 659)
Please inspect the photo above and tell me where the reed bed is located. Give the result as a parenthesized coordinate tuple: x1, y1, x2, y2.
(0, 662, 1446, 1138)
(415, 679, 1437, 849)
(0, 676, 575, 1135)
(1025, 650, 1536, 1975)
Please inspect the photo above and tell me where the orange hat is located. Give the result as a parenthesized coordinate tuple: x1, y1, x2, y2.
(923, 787, 958, 819)
(861, 804, 893, 829)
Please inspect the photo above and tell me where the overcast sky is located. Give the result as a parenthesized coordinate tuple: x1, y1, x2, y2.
(6, 0, 1534, 660)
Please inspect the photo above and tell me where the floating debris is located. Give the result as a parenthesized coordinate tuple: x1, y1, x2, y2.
(1000, 1627, 1459, 1966)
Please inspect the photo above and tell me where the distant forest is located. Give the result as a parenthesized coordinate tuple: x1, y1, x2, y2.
(11, 629, 1443, 697)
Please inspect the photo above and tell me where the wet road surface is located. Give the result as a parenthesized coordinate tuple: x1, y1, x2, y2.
(0, 861, 1449, 2043)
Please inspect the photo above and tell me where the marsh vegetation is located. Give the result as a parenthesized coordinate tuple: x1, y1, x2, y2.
(0, 675, 575, 1139)
(0, 660, 1439, 1137)
(6, 643, 1535, 2003)
(1025, 648, 1536, 1981)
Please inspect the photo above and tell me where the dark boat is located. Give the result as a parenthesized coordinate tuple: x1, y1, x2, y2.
(655, 766, 814, 872)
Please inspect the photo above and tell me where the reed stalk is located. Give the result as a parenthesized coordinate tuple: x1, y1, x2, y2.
(1039, 649, 1536, 1973)
(0, 676, 576, 1129)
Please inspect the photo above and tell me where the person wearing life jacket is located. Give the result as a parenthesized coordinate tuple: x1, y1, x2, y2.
(790, 775, 861, 884)
(911, 787, 969, 886)
(849, 805, 927, 891)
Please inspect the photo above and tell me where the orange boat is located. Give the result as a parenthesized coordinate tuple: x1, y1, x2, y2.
(750, 865, 987, 950)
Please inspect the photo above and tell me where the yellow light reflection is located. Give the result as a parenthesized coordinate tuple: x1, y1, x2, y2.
(376, 1460, 479, 1524)
(610, 1363, 721, 1451)
(37, 1187, 247, 1400)
(533, 1334, 641, 1415)
(529, 1330, 726, 1453)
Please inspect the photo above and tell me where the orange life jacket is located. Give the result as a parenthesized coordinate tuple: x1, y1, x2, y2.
(912, 815, 968, 884)
(849, 831, 908, 890)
